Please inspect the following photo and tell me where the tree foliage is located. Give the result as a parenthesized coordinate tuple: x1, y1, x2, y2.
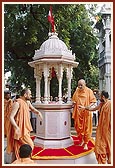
(4, 4, 99, 96)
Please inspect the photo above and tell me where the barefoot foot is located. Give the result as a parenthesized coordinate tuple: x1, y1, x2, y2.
(83, 143, 88, 150)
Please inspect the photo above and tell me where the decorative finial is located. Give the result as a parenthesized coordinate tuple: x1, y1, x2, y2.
(48, 32, 58, 38)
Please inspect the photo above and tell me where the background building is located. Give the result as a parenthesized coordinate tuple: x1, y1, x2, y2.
(95, 4, 112, 98)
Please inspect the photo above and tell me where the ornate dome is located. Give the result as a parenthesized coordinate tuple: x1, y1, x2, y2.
(33, 32, 75, 61)
(40, 32, 68, 51)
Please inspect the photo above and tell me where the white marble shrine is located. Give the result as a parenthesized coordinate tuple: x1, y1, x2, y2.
(28, 32, 78, 148)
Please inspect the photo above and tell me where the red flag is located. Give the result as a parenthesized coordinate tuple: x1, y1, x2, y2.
(48, 6, 55, 32)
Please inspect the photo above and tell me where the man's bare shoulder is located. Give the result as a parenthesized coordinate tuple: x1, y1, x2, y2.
(12, 101, 20, 108)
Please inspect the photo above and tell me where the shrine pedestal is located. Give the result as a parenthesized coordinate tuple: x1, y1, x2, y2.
(33, 103, 74, 148)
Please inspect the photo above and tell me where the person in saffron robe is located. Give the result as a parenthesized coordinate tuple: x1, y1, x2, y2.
(79, 90, 111, 164)
(12, 144, 36, 164)
(4, 90, 14, 158)
(9, 88, 43, 162)
(4, 90, 13, 137)
(72, 79, 96, 150)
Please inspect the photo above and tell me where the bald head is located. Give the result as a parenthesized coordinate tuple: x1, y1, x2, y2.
(20, 88, 32, 101)
(78, 79, 86, 90)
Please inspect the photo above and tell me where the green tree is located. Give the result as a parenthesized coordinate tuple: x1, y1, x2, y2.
(4, 4, 99, 96)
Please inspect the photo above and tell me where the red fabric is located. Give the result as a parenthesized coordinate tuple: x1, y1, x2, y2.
(32, 146, 43, 155)
(66, 145, 84, 155)
(72, 135, 81, 145)
(51, 67, 56, 78)
(48, 6, 55, 32)
(31, 135, 95, 159)
(38, 148, 71, 157)
(31, 136, 36, 141)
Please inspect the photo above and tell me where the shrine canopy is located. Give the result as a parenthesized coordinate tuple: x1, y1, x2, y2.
(28, 32, 79, 104)
(33, 32, 78, 64)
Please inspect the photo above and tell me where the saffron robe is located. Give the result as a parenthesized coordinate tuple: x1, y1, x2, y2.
(7, 98, 34, 158)
(94, 100, 111, 164)
(72, 86, 96, 143)
(4, 99, 13, 136)
(4, 98, 14, 155)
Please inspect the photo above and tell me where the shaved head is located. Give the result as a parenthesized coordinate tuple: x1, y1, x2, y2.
(20, 88, 32, 101)
(78, 79, 86, 90)
(78, 79, 86, 85)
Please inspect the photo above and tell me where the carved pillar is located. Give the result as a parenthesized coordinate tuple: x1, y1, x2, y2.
(34, 66, 41, 103)
(44, 63, 49, 104)
(48, 77, 51, 102)
(66, 65, 72, 103)
(57, 64, 63, 103)
(36, 76, 41, 103)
